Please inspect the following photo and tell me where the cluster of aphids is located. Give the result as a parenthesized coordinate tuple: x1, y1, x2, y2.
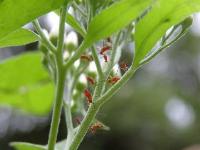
(75, 37, 129, 134)
(99, 37, 112, 63)
(75, 117, 104, 134)
(81, 37, 129, 106)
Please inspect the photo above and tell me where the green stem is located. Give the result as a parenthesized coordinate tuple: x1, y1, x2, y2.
(47, 65, 66, 150)
(69, 103, 101, 150)
(68, 65, 136, 150)
(47, 3, 68, 150)
(91, 46, 104, 79)
(72, 1, 87, 18)
(32, 20, 56, 53)
(64, 102, 74, 134)
(65, 41, 88, 70)
(57, 4, 67, 60)
(97, 65, 136, 105)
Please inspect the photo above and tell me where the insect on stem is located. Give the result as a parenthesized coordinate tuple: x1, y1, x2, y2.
(108, 76, 121, 84)
(119, 62, 129, 71)
(90, 122, 103, 134)
(84, 89, 93, 104)
(80, 55, 93, 62)
(103, 54, 109, 62)
(75, 117, 82, 125)
(86, 76, 95, 85)
(100, 46, 111, 55)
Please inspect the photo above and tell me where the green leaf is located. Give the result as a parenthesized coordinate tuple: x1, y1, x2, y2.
(0, 0, 66, 39)
(134, 0, 200, 66)
(54, 10, 86, 37)
(0, 53, 54, 115)
(66, 13, 86, 37)
(84, 0, 152, 46)
(10, 142, 45, 150)
(0, 28, 39, 48)
(139, 17, 193, 66)
(11, 140, 66, 150)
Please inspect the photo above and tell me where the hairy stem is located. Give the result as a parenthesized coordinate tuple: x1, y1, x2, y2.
(69, 103, 101, 150)
(47, 3, 68, 150)
(68, 65, 136, 150)
(47, 64, 66, 150)
(32, 20, 56, 53)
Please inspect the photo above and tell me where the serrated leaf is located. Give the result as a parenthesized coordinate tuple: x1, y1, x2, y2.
(0, 28, 39, 48)
(0, 53, 54, 115)
(0, 0, 66, 40)
(134, 0, 200, 66)
(84, 0, 152, 46)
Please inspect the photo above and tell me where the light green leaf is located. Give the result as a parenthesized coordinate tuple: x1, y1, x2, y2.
(66, 13, 86, 37)
(10, 142, 45, 150)
(0, 0, 66, 39)
(54, 10, 86, 37)
(0, 28, 39, 48)
(0, 53, 54, 115)
(134, 0, 200, 66)
(11, 140, 66, 150)
(84, 0, 152, 45)
(139, 17, 193, 66)
(68, 0, 152, 63)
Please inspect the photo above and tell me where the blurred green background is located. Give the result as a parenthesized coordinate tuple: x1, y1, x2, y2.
(0, 14, 200, 150)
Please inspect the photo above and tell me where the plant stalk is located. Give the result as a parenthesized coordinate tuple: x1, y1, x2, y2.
(68, 65, 136, 150)
(47, 2, 68, 150)
(47, 65, 66, 150)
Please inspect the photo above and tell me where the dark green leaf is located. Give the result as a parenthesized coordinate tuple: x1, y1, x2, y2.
(134, 0, 200, 66)
(0, 28, 39, 48)
(0, 53, 54, 115)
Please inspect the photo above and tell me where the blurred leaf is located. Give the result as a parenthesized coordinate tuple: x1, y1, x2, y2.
(134, 0, 200, 66)
(0, 0, 66, 39)
(11, 142, 45, 150)
(84, 0, 151, 45)
(0, 53, 54, 115)
(54, 10, 86, 37)
(11, 140, 66, 150)
(0, 28, 39, 48)
(140, 17, 193, 66)
(66, 13, 86, 37)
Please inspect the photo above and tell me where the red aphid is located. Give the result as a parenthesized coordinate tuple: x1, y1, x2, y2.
(100, 46, 111, 55)
(75, 117, 81, 125)
(103, 54, 108, 62)
(108, 76, 120, 84)
(80, 55, 93, 62)
(120, 62, 129, 71)
(90, 122, 103, 134)
(87, 76, 95, 85)
(84, 89, 93, 104)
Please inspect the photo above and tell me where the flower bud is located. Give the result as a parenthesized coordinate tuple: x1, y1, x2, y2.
(76, 74, 87, 92)
(86, 61, 97, 79)
(49, 26, 59, 46)
(64, 31, 78, 52)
